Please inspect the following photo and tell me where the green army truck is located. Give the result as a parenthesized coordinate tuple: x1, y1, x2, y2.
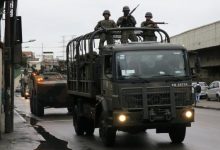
(66, 27, 195, 146)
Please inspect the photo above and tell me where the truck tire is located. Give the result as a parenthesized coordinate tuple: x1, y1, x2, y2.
(30, 95, 34, 114)
(99, 113, 116, 146)
(85, 118, 95, 136)
(36, 100, 44, 117)
(83, 103, 95, 136)
(33, 93, 44, 117)
(31, 92, 37, 115)
(73, 105, 84, 135)
(169, 125, 186, 144)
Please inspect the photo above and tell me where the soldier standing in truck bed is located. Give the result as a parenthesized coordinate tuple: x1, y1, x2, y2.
(141, 12, 158, 41)
(117, 6, 138, 43)
(94, 10, 117, 48)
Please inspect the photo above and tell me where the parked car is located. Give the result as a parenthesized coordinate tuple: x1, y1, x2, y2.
(206, 81, 220, 101)
(192, 82, 208, 99)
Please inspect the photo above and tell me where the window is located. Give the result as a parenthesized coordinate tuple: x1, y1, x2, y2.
(214, 82, 219, 88)
(209, 83, 214, 89)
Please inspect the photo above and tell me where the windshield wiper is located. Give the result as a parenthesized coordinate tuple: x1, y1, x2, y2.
(151, 74, 185, 82)
(129, 74, 150, 83)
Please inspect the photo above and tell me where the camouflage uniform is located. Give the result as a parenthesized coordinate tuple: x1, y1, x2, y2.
(141, 12, 158, 41)
(94, 19, 117, 48)
(117, 15, 138, 43)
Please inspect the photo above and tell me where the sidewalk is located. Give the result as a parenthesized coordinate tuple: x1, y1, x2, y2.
(195, 99, 220, 110)
(0, 75, 43, 150)
(0, 110, 42, 150)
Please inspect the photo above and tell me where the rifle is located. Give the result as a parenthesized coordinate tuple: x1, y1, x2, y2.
(148, 22, 168, 25)
(128, 4, 140, 16)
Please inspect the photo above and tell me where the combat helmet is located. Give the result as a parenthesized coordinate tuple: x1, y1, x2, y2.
(103, 10, 111, 16)
(145, 12, 153, 17)
(123, 6, 130, 11)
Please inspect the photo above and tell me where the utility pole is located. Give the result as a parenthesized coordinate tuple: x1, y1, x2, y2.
(10, 0, 18, 132)
(4, 0, 13, 133)
(4, 0, 18, 133)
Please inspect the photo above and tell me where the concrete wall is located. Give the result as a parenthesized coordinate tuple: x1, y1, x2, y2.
(171, 21, 220, 51)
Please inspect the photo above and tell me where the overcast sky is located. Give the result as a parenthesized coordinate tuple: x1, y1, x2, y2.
(18, 0, 220, 58)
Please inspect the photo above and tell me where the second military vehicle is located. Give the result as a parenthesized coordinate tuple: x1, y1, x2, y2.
(29, 71, 71, 116)
(66, 27, 195, 146)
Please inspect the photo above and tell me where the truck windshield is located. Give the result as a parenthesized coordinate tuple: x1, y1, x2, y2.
(116, 50, 187, 80)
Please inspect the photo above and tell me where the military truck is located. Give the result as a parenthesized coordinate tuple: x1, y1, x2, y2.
(29, 71, 71, 116)
(66, 27, 195, 146)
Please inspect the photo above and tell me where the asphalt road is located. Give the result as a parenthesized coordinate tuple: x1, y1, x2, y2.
(15, 94, 220, 150)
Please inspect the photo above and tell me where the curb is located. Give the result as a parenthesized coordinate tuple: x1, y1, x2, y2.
(195, 106, 220, 111)
(14, 109, 45, 141)
(14, 110, 27, 123)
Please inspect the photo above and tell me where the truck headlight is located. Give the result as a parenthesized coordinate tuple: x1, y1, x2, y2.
(185, 110, 193, 118)
(118, 114, 126, 122)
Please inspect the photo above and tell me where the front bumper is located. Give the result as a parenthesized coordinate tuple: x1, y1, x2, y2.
(112, 107, 194, 128)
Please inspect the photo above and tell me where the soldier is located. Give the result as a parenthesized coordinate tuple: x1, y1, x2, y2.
(141, 12, 158, 41)
(94, 10, 117, 48)
(117, 6, 138, 43)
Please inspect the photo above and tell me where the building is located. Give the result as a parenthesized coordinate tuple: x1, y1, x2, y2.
(171, 21, 220, 83)
(22, 51, 34, 59)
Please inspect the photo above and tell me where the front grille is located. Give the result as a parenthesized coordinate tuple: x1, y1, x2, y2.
(174, 87, 192, 106)
(120, 86, 192, 109)
(147, 87, 170, 106)
(121, 88, 143, 108)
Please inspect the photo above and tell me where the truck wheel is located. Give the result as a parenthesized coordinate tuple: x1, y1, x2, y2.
(32, 93, 37, 115)
(36, 101, 44, 117)
(85, 118, 95, 136)
(30, 95, 34, 114)
(99, 113, 116, 146)
(169, 125, 186, 144)
(73, 105, 84, 135)
(34, 93, 44, 117)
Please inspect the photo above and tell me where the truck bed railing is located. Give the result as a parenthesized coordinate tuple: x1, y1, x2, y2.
(66, 27, 170, 97)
